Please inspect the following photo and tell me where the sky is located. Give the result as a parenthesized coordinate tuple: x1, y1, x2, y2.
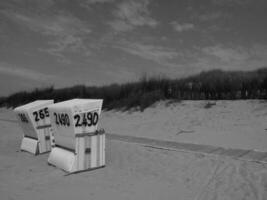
(0, 0, 267, 96)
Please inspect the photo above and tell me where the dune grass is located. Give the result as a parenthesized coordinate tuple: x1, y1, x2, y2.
(1, 68, 267, 111)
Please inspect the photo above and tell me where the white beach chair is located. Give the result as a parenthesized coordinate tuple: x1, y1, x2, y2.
(47, 99, 105, 173)
(14, 100, 54, 155)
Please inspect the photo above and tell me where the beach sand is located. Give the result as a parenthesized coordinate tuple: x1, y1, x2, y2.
(1, 100, 267, 200)
(101, 100, 267, 151)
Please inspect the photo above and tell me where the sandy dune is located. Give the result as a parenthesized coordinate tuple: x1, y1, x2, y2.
(101, 100, 267, 151)
(1, 100, 267, 200)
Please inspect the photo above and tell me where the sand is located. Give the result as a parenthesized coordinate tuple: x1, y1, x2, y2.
(1, 100, 267, 200)
(101, 100, 267, 151)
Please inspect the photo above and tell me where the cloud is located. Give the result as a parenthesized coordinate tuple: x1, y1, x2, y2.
(2, 10, 91, 59)
(108, 0, 158, 32)
(250, 44, 267, 59)
(114, 41, 180, 67)
(195, 44, 267, 71)
(0, 63, 54, 82)
(197, 11, 231, 21)
(0, 0, 55, 11)
(80, 0, 115, 9)
(170, 21, 194, 32)
(201, 45, 250, 63)
(84, 0, 114, 4)
(108, 20, 134, 32)
(212, 0, 252, 6)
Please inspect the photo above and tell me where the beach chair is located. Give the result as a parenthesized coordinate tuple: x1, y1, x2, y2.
(47, 99, 105, 173)
(14, 100, 54, 155)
